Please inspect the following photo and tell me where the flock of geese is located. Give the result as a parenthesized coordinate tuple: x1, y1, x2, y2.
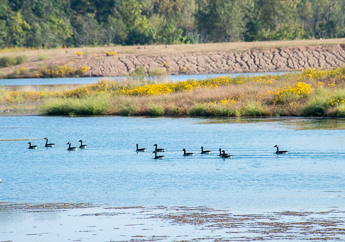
(27, 139, 288, 158)
(28, 138, 87, 151)
(137, 144, 288, 159)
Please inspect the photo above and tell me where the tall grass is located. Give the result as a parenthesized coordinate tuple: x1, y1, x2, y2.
(7, 67, 345, 117)
(40, 94, 111, 116)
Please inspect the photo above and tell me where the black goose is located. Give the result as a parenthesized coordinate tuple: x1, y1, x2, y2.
(183, 149, 194, 156)
(153, 144, 166, 152)
(153, 151, 165, 159)
(67, 142, 78, 151)
(201, 146, 211, 154)
(79, 140, 87, 149)
(218, 148, 223, 156)
(274, 145, 288, 154)
(28, 142, 38, 149)
(44, 137, 55, 147)
(221, 150, 233, 158)
(136, 144, 146, 152)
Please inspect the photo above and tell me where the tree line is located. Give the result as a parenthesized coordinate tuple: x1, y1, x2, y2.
(0, 0, 344, 48)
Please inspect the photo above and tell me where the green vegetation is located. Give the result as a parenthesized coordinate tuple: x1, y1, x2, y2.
(4, 67, 345, 117)
(0, 56, 27, 67)
(0, 0, 344, 49)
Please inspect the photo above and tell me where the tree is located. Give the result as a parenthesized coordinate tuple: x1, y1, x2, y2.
(196, 0, 246, 42)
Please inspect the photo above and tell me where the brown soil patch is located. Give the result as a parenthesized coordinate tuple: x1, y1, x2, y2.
(1, 40, 345, 78)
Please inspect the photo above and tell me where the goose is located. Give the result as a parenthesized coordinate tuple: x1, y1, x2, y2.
(136, 144, 146, 152)
(221, 150, 233, 158)
(153, 151, 164, 159)
(28, 142, 38, 149)
(67, 142, 78, 151)
(153, 144, 166, 152)
(44, 137, 55, 147)
(79, 140, 87, 149)
(218, 148, 223, 156)
(274, 145, 288, 154)
(183, 149, 194, 156)
(201, 146, 211, 154)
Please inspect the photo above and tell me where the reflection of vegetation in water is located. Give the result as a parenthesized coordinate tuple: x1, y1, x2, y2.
(198, 117, 345, 130)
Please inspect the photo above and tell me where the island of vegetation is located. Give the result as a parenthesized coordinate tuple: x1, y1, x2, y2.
(1, 0, 345, 118)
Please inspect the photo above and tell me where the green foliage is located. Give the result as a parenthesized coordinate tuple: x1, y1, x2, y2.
(0, 55, 27, 67)
(1, 0, 345, 48)
(149, 68, 168, 77)
(41, 95, 111, 116)
(148, 104, 164, 116)
(241, 102, 266, 116)
(0, 56, 17, 67)
(130, 66, 146, 78)
(118, 103, 139, 116)
(16, 55, 27, 64)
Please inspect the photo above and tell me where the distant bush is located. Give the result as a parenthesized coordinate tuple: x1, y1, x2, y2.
(16, 55, 28, 64)
(149, 68, 168, 77)
(0, 55, 28, 67)
(130, 66, 146, 79)
(0, 56, 17, 67)
(41, 95, 110, 116)
(149, 104, 164, 116)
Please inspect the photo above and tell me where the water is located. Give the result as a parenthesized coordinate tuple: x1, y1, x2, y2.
(1, 116, 345, 212)
(0, 71, 287, 86)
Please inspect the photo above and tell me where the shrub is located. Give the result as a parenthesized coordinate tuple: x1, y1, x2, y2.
(118, 103, 139, 116)
(19, 67, 30, 75)
(302, 96, 329, 116)
(149, 104, 164, 116)
(41, 95, 110, 116)
(149, 68, 167, 77)
(0, 56, 17, 67)
(130, 66, 146, 79)
(241, 102, 266, 116)
(16, 55, 28, 64)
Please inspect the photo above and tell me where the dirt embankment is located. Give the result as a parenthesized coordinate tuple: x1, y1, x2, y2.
(71, 44, 345, 77)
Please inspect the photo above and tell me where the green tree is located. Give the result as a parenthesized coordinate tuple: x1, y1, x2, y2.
(196, 0, 245, 42)
(159, 19, 183, 44)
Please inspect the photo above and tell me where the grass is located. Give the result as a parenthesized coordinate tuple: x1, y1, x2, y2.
(3, 67, 345, 117)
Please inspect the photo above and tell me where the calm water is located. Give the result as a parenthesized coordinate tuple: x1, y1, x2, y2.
(0, 71, 286, 86)
(1, 116, 345, 212)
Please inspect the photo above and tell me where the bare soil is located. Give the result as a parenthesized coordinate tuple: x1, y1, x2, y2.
(1, 40, 345, 78)
(74, 44, 345, 76)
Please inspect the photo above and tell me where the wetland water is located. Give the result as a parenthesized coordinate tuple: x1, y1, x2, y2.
(1, 116, 345, 241)
(0, 71, 286, 86)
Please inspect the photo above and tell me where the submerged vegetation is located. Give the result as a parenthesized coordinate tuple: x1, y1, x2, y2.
(2, 67, 345, 117)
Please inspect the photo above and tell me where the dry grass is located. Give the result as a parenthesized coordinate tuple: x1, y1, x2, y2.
(1, 39, 345, 58)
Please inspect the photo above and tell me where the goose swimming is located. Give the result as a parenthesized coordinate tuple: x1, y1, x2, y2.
(67, 142, 78, 151)
(201, 146, 211, 154)
(183, 149, 194, 156)
(44, 137, 55, 147)
(79, 140, 87, 149)
(136, 144, 146, 152)
(274, 145, 288, 154)
(28, 142, 38, 149)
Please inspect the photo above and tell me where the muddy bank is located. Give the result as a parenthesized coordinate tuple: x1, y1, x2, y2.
(71, 44, 345, 77)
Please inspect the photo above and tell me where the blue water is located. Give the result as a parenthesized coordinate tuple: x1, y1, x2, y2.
(0, 72, 287, 86)
(1, 116, 345, 211)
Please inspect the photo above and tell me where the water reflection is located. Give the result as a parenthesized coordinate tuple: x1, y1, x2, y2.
(199, 117, 345, 130)
(0, 71, 289, 86)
